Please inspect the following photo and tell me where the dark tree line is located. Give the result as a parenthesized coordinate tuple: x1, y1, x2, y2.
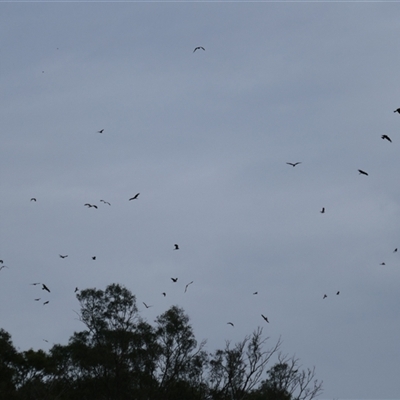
(0, 284, 323, 400)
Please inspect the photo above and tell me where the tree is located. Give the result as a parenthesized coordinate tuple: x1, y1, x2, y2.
(208, 328, 281, 400)
(253, 353, 323, 400)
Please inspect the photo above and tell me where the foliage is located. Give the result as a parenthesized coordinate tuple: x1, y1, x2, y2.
(0, 284, 323, 400)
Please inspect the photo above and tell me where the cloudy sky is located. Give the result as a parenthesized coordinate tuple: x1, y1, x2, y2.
(1, 2, 400, 399)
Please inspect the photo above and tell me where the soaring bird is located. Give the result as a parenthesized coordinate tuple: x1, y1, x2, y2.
(162, 292, 166, 297)
(98, 129, 104, 133)
(42, 284, 50, 293)
(43, 301, 49, 305)
(323, 294, 327, 299)
(261, 314, 269, 323)
(336, 291, 340, 295)
(320, 207, 325, 214)
(100, 200, 111, 205)
(253, 292, 258, 295)
(129, 193, 140, 201)
(380, 262, 386, 265)
(171, 277, 178, 283)
(286, 162, 301, 167)
(394, 248, 398, 253)
(184, 281, 194, 293)
(0, 265, 8, 271)
(74, 287, 79, 293)
(193, 46, 205, 52)
(84, 203, 97, 208)
(142, 302, 152, 309)
(174, 244, 179, 250)
(92, 256, 96, 260)
(227, 322, 234, 327)
(358, 169, 368, 176)
(30, 198, 37, 202)
(30, 282, 41, 286)
(0, 260, 3, 263)
(34, 298, 41, 301)
(59, 254, 68, 259)
(381, 135, 392, 142)
(394, 108, 400, 114)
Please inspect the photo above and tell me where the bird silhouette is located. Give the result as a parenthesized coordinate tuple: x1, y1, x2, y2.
(171, 277, 178, 283)
(394, 248, 398, 253)
(394, 108, 400, 114)
(227, 322, 234, 327)
(92, 256, 96, 260)
(30, 198, 37, 202)
(253, 292, 258, 295)
(0, 265, 8, 271)
(286, 162, 301, 167)
(184, 281, 194, 293)
(74, 287, 79, 293)
(42, 284, 50, 293)
(358, 169, 368, 176)
(43, 301, 49, 305)
(100, 200, 111, 205)
(323, 294, 327, 299)
(98, 129, 104, 133)
(30, 282, 41, 286)
(381, 135, 392, 142)
(142, 302, 152, 309)
(336, 291, 340, 295)
(34, 298, 41, 301)
(59, 254, 68, 259)
(129, 193, 140, 200)
(320, 207, 325, 214)
(261, 314, 269, 323)
(162, 292, 166, 297)
(0, 260, 3, 263)
(193, 46, 205, 52)
(84, 203, 97, 208)
(380, 262, 386, 265)
(174, 244, 179, 250)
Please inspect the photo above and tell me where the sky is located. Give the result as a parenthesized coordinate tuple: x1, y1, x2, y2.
(1, 2, 400, 399)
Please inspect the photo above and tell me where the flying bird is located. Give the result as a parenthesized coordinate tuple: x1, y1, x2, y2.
(84, 203, 97, 208)
(129, 193, 140, 200)
(142, 302, 152, 309)
(59, 254, 68, 259)
(320, 207, 325, 214)
(394, 248, 398, 253)
(74, 287, 79, 293)
(171, 277, 178, 283)
(380, 262, 386, 265)
(261, 314, 269, 323)
(286, 162, 301, 167)
(98, 129, 104, 133)
(253, 292, 258, 295)
(184, 281, 194, 293)
(358, 169, 368, 176)
(34, 298, 41, 301)
(43, 301, 49, 305)
(323, 294, 327, 299)
(42, 284, 50, 293)
(227, 322, 234, 327)
(100, 200, 111, 205)
(193, 46, 205, 52)
(162, 292, 166, 297)
(0, 260, 3, 263)
(0, 265, 8, 271)
(174, 244, 179, 250)
(394, 108, 400, 114)
(30, 198, 36, 202)
(381, 135, 392, 142)
(336, 291, 340, 295)
(30, 282, 41, 286)
(92, 256, 96, 260)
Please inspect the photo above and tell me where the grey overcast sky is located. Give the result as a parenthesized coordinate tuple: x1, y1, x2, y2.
(1, 2, 400, 399)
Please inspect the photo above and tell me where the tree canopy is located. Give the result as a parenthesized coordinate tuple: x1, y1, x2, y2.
(0, 283, 323, 400)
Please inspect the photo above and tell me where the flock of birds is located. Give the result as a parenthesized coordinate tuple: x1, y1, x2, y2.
(2, 47, 400, 342)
